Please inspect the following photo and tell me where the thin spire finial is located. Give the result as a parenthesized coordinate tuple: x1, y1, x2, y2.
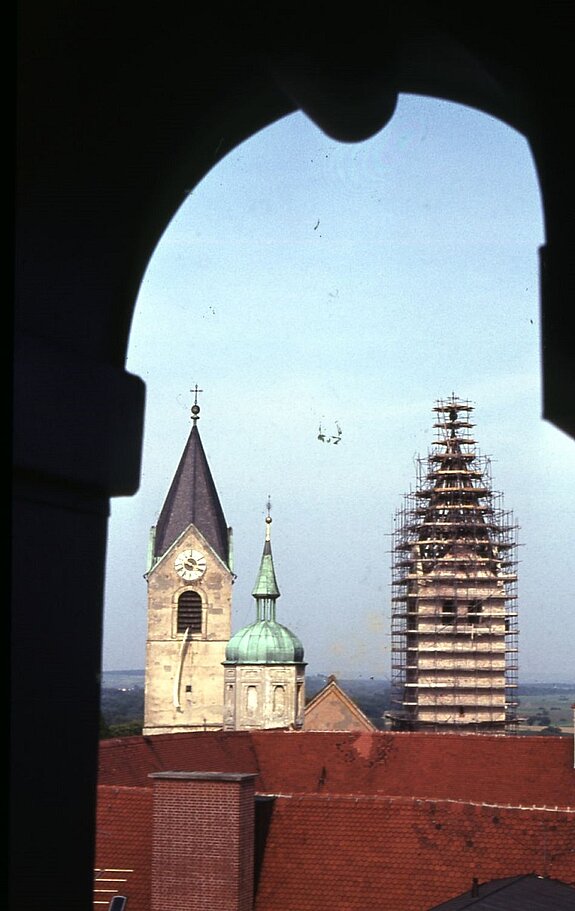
(265, 496, 272, 540)
(190, 384, 203, 423)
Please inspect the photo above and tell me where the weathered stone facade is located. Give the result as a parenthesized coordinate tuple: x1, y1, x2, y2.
(304, 676, 376, 731)
(222, 512, 306, 731)
(144, 524, 233, 734)
(223, 662, 306, 731)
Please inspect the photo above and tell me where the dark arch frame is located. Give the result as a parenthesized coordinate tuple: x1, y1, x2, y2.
(14, 6, 574, 908)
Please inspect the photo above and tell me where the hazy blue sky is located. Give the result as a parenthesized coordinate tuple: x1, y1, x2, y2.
(103, 94, 574, 683)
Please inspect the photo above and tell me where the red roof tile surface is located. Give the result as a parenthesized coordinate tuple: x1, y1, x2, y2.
(255, 797, 575, 911)
(96, 731, 575, 910)
(98, 730, 258, 787)
(94, 786, 152, 910)
(99, 730, 575, 808)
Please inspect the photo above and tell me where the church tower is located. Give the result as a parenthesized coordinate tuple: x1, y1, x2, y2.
(223, 507, 306, 731)
(143, 392, 233, 734)
(389, 395, 519, 733)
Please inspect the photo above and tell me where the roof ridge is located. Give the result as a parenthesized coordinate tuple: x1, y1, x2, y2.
(255, 792, 575, 812)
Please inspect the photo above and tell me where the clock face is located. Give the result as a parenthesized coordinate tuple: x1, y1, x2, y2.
(174, 549, 207, 581)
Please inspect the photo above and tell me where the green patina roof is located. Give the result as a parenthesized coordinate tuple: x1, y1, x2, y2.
(226, 512, 304, 665)
(224, 619, 304, 664)
(252, 538, 280, 598)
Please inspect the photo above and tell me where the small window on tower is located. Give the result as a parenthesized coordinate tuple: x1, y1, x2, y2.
(442, 600, 456, 624)
(246, 685, 258, 715)
(468, 600, 483, 624)
(177, 591, 202, 633)
(273, 685, 285, 715)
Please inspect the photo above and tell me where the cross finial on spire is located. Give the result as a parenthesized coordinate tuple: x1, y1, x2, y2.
(190, 384, 203, 423)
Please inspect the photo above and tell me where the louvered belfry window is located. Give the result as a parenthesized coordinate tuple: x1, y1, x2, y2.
(177, 591, 202, 634)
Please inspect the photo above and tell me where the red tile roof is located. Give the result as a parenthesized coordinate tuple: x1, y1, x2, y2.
(98, 730, 258, 787)
(99, 730, 575, 809)
(96, 731, 575, 910)
(254, 796, 575, 911)
(94, 786, 152, 910)
(253, 731, 575, 807)
(94, 783, 575, 911)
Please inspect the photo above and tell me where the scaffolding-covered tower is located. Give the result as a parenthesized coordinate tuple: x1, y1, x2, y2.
(389, 395, 519, 733)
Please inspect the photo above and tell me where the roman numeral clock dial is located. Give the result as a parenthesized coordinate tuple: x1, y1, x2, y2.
(174, 549, 207, 582)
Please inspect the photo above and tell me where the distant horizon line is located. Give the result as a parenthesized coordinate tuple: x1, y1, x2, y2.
(101, 668, 575, 685)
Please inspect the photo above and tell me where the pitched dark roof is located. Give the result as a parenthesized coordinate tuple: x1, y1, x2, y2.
(153, 422, 229, 564)
(427, 874, 575, 910)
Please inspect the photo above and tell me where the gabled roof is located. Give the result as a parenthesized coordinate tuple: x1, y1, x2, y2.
(152, 422, 229, 565)
(304, 676, 377, 732)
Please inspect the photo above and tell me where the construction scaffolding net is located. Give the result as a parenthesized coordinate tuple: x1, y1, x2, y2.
(389, 395, 519, 734)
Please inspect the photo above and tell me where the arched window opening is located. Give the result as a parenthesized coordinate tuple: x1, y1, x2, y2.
(177, 591, 202, 634)
(273, 685, 285, 715)
(246, 685, 258, 716)
(296, 683, 303, 716)
(100, 94, 570, 728)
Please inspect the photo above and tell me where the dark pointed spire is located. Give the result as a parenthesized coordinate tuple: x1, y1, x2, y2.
(152, 390, 230, 566)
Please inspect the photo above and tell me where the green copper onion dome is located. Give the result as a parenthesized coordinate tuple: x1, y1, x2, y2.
(225, 619, 304, 664)
(225, 508, 304, 665)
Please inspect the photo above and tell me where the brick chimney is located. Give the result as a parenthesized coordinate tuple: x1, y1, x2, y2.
(149, 771, 257, 911)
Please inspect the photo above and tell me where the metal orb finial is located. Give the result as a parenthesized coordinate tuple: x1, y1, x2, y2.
(265, 497, 272, 538)
(190, 384, 203, 423)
